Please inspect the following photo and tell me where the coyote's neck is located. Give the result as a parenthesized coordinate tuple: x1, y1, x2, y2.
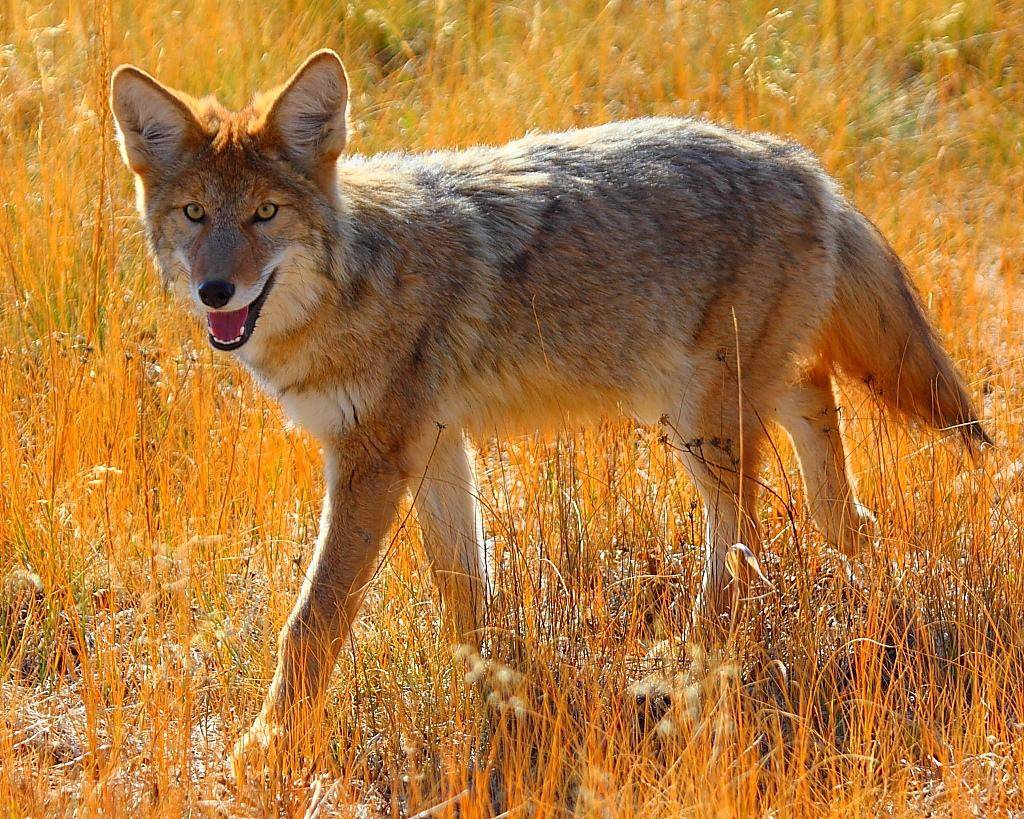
(234, 161, 478, 440)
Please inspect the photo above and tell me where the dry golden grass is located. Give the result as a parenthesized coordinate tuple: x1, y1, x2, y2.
(2, 0, 1023, 814)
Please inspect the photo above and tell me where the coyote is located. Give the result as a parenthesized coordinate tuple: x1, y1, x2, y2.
(110, 50, 989, 772)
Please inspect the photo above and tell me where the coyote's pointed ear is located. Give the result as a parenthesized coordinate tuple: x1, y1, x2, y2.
(110, 66, 204, 177)
(264, 50, 349, 187)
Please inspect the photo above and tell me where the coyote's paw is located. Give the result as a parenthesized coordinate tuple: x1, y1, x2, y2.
(231, 716, 288, 785)
(839, 503, 879, 557)
(853, 502, 879, 544)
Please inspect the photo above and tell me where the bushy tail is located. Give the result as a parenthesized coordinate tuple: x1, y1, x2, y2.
(823, 205, 991, 450)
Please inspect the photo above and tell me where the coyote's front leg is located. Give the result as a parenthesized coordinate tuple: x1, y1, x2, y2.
(232, 441, 407, 781)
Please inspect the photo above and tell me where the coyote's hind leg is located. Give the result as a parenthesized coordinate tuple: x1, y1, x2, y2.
(776, 366, 877, 556)
(661, 409, 765, 629)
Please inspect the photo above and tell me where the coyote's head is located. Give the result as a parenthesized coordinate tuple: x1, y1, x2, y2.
(111, 51, 348, 353)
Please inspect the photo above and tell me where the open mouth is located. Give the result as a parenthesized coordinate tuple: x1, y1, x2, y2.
(207, 272, 277, 352)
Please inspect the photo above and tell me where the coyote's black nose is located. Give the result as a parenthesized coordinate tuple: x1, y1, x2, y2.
(198, 279, 235, 309)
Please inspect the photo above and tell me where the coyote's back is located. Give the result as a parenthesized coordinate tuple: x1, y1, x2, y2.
(337, 117, 844, 431)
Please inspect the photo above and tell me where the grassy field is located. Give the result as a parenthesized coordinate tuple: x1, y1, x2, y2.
(2, 0, 1024, 814)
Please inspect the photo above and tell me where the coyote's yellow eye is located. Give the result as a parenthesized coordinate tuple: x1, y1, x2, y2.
(254, 202, 278, 222)
(184, 203, 205, 222)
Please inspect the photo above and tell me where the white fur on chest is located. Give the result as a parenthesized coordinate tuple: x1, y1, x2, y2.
(277, 382, 368, 441)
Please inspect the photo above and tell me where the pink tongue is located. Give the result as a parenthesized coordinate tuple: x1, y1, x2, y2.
(208, 306, 249, 342)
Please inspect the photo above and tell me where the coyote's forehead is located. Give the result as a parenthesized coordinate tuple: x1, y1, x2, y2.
(143, 132, 316, 218)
